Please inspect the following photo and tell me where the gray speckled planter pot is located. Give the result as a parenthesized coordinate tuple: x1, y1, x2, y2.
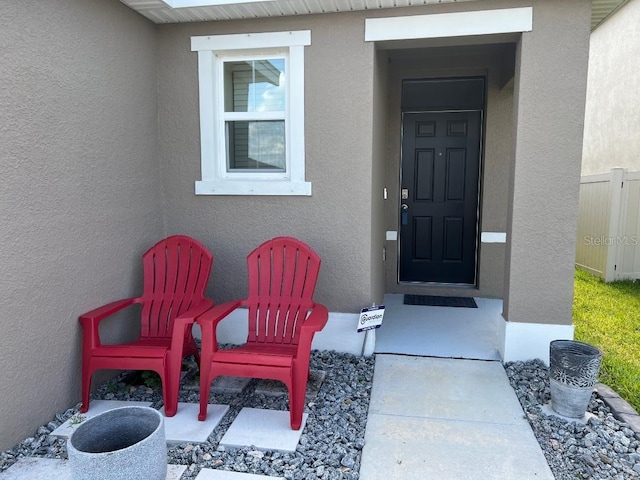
(67, 406, 167, 480)
(549, 340, 602, 419)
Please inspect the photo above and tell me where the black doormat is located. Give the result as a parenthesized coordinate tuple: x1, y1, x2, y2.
(404, 294, 478, 308)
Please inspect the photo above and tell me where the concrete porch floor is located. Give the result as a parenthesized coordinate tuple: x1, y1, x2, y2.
(374, 294, 503, 360)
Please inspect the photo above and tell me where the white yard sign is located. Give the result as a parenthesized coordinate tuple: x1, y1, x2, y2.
(357, 305, 385, 333)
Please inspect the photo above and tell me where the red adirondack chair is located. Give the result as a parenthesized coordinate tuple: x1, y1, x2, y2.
(197, 236, 328, 430)
(79, 235, 213, 417)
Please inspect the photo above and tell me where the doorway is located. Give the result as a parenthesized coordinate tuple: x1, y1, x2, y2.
(398, 78, 484, 285)
(399, 111, 481, 283)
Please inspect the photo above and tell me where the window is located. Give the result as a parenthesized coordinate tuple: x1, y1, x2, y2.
(191, 31, 311, 195)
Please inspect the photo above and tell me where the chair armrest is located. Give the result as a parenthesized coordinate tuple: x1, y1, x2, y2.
(298, 303, 329, 351)
(174, 299, 215, 325)
(197, 300, 243, 327)
(78, 298, 141, 350)
(197, 300, 243, 353)
(79, 298, 139, 323)
(170, 299, 215, 354)
(301, 304, 329, 333)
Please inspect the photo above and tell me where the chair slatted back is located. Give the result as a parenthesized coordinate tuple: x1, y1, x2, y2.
(140, 236, 213, 339)
(245, 237, 321, 346)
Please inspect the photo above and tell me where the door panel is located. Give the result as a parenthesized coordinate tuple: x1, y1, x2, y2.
(443, 217, 464, 261)
(413, 217, 433, 260)
(399, 111, 481, 284)
(415, 150, 435, 200)
(446, 149, 466, 201)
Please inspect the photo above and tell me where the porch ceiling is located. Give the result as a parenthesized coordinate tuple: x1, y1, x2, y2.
(120, 0, 625, 30)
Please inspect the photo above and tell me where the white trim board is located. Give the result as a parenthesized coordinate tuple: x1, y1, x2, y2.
(191, 30, 311, 51)
(500, 321, 574, 364)
(365, 7, 533, 42)
(481, 232, 507, 243)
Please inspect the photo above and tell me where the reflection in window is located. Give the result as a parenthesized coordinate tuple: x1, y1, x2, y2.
(224, 59, 285, 113)
(226, 120, 285, 171)
(223, 58, 286, 171)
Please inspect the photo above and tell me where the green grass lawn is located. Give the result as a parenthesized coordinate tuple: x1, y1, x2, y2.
(573, 268, 640, 412)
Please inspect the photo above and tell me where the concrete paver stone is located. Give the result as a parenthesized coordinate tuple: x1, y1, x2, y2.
(195, 469, 284, 480)
(220, 408, 307, 452)
(162, 403, 229, 444)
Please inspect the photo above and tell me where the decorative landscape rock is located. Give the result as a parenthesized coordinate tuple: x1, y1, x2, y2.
(506, 359, 640, 479)
(67, 406, 167, 480)
(4, 353, 640, 480)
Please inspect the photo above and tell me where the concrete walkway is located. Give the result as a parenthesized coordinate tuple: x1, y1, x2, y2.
(359, 355, 554, 480)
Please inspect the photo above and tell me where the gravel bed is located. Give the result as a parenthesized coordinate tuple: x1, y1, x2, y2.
(4, 354, 639, 479)
(505, 359, 640, 480)
(0, 350, 375, 479)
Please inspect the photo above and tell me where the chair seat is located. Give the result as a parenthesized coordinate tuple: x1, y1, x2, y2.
(212, 344, 297, 367)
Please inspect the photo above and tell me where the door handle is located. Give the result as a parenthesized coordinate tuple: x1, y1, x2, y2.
(401, 203, 409, 225)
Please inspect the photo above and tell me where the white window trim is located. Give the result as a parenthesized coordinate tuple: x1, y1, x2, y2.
(192, 30, 311, 196)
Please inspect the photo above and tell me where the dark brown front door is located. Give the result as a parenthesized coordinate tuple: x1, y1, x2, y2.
(399, 111, 481, 284)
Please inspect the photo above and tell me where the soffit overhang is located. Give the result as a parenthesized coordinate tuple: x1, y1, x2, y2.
(119, 0, 627, 31)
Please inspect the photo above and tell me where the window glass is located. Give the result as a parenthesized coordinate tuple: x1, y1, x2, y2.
(226, 120, 285, 171)
(224, 59, 286, 113)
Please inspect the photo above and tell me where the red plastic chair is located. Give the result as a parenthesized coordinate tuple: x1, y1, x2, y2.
(79, 235, 213, 417)
(197, 236, 328, 429)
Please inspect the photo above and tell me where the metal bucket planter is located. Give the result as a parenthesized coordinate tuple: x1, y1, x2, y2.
(549, 340, 602, 418)
(67, 406, 167, 480)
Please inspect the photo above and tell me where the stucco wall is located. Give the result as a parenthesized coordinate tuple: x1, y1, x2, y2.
(157, 13, 376, 313)
(0, 0, 161, 451)
(504, 0, 591, 325)
(582, 0, 640, 175)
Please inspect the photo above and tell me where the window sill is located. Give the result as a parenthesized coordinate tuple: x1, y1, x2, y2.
(195, 180, 312, 196)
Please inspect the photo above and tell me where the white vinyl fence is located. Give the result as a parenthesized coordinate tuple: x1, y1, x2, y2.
(576, 168, 640, 282)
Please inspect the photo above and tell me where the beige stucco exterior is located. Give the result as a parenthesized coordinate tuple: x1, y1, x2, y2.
(0, 0, 161, 451)
(582, 0, 640, 175)
(504, 0, 591, 326)
(0, 0, 591, 451)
